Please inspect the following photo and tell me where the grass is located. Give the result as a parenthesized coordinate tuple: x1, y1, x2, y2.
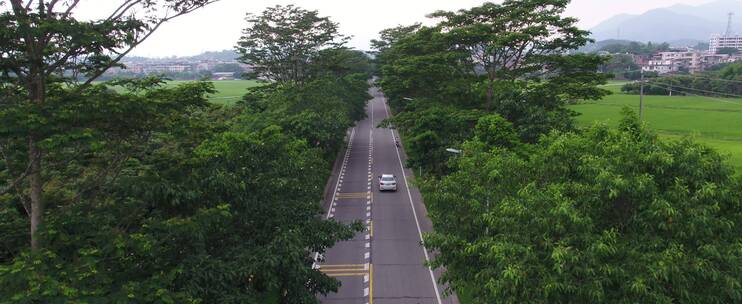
(165, 80, 262, 105)
(570, 82, 742, 174)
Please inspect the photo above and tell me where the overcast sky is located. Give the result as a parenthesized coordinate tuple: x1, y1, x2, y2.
(74, 0, 716, 57)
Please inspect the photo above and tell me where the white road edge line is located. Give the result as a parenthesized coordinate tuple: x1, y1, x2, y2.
(383, 96, 444, 304)
(313, 128, 356, 267)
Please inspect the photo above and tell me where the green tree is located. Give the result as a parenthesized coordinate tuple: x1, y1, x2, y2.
(431, 0, 595, 109)
(374, 0, 608, 176)
(601, 54, 638, 75)
(370, 23, 422, 55)
(389, 104, 482, 175)
(213, 63, 245, 73)
(0, 0, 217, 251)
(719, 61, 742, 80)
(423, 110, 742, 303)
(473, 114, 519, 149)
(600, 41, 670, 55)
(238, 75, 370, 159)
(236, 5, 347, 83)
(375, 26, 477, 111)
(309, 48, 374, 79)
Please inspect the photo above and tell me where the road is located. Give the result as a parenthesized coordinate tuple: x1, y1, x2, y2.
(317, 87, 458, 304)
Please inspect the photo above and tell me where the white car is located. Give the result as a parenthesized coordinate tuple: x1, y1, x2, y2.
(378, 174, 398, 191)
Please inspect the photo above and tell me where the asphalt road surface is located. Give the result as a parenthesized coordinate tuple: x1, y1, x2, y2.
(317, 88, 458, 304)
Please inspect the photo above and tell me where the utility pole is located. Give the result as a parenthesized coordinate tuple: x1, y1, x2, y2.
(639, 69, 645, 120)
(669, 81, 672, 97)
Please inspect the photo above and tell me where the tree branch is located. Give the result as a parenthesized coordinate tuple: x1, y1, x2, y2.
(0, 160, 32, 196)
(46, 0, 60, 13)
(62, 0, 81, 17)
(0, 142, 33, 215)
(9, 0, 26, 14)
(81, 0, 221, 87)
(107, 0, 143, 22)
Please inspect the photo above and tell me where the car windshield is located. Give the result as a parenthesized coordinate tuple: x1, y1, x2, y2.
(381, 176, 394, 182)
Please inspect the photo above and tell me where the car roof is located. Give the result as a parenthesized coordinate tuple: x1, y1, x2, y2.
(381, 174, 395, 178)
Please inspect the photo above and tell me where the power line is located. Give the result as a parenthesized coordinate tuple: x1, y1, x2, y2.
(611, 69, 742, 84)
(646, 79, 742, 99)
(645, 82, 742, 107)
(676, 73, 742, 84)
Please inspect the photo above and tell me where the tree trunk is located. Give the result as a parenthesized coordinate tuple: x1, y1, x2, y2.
(28, 137, 42, 251)
(28, 74, 45, 252)
(486, 77, 494, 112)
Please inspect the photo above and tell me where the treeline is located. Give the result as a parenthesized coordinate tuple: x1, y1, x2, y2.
(1, 3, 369, 303)
(375, 0, 742, 303)
(622, 61, 742, 96)
(599, 41, 670, 55)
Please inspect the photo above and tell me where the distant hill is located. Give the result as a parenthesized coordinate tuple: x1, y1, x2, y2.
(590, 0, 742, 43)
(188, 50, 239, 61)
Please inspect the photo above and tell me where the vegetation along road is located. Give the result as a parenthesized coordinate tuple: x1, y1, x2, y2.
(4, 0, 742, 303)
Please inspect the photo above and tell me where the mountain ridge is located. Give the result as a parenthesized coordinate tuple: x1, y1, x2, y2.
(590, 0, 742, 43)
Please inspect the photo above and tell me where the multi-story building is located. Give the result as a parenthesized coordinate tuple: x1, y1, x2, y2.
(709, 34, 742, 53)
(143, 64, 193, 73)
(642, 59, 677, 74)
(639, 49, 741, 75)
(658, 51, 704, 73)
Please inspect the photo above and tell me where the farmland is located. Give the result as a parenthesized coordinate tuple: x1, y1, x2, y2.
(168, 80, 262, 105)
(106, 79, 262, 105)
(570, 82, 742, 173)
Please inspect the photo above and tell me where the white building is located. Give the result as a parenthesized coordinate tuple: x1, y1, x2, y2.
(658, 51, 704, 73)
(709, 34, 742, 53)
(640, 49, 741, 74)
(642, 60, 676, 74)
(143, 64, 193, 73)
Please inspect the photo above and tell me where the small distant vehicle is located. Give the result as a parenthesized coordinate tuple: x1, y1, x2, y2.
(378, 174, 398, 192)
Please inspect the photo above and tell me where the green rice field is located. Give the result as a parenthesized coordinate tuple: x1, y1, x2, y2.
(570, 81, 742, 174)
(167, 80, 262, 105)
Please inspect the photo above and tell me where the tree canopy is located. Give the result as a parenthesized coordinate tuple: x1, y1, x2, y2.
(1, 2, 374, 302)
(599, 41, 671, 55)
(236, 5, 348, 83)
(430, 0, 596, 109)
(374, 0, 609, 174)
(373, 1, 742, 302)
(423, 110, 742, 303)
(0, 0, 219, 252)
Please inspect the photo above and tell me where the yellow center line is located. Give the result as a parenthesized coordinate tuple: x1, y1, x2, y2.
(336, 195, 369, 199)
(320, 269, 366, 272)
(370, 220, 374, 238)
(325, 273, 368, 277)
(319, 264, 367, 268)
